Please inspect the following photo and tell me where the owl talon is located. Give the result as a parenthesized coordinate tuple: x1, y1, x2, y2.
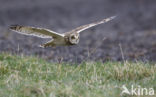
(39, 44, 45, 48)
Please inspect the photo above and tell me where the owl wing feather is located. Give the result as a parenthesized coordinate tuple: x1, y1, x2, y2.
(10, 25, 64, 39)
(68, 16, 116, 34)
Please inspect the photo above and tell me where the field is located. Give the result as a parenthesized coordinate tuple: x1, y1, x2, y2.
(0, 53, 155, 97)
(0, 0, 156, 97)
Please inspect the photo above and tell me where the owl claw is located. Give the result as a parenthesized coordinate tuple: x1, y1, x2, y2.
(39, 44, 45, 48)
(39, 44, 56, 48)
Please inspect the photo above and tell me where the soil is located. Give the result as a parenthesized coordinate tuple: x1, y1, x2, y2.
(0, 0, 156, 63)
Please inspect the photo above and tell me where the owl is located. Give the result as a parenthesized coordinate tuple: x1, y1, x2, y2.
(10, 16, 116, 48)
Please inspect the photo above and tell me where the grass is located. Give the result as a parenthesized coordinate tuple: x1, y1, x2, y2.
(0, 53, 155, 97)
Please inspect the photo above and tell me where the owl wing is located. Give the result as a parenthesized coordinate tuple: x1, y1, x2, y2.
(68, 16, 116, 34)
(10, 25, 64, 39)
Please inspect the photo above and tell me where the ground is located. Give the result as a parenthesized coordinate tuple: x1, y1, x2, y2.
(0, 0, 155, 63)
(0, 53, 155, 97)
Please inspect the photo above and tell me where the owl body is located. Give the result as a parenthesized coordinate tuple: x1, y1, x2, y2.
(42, 37, 67, 47)
(10, 16, 116, 48)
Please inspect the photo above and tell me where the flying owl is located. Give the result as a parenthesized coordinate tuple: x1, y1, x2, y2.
(10, 16, 116, 48)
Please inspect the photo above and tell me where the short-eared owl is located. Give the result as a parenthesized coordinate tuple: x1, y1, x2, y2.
(10, 16, 116, 48)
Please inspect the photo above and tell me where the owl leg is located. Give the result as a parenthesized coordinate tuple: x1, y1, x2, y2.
(39, 40, 55, 48)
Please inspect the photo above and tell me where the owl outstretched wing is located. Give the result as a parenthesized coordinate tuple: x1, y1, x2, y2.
(68, 16, 116, 34)
(10, 25, 64, 39)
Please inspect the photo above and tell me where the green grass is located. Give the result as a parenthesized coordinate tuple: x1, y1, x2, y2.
(0, 53, 155, 97)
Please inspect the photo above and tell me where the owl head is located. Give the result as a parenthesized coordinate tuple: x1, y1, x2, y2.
(69, 33, 79, 45)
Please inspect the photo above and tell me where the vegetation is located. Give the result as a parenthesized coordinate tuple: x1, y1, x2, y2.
(0, 53, 155, 97)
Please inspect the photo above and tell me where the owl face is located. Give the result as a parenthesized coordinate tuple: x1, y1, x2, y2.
(69, 33, 79, 45)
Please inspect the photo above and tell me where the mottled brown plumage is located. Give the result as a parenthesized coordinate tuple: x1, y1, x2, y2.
(10, 16, 116, 48)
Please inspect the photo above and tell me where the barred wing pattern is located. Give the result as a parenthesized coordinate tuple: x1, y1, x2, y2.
(10, 25, 64, 39)
(69, 16, 116, 34)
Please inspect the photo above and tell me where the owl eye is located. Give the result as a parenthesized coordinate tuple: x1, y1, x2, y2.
(71, 36, 75, 39)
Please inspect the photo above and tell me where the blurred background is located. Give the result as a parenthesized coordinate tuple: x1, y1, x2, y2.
(0, 0, 155, 63)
